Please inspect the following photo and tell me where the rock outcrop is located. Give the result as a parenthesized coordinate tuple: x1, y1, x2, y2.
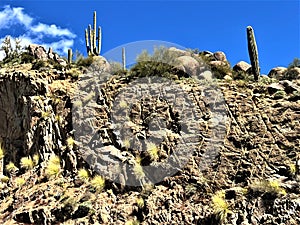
(0, 48, 299, 225)
(27, 44, 67, 66)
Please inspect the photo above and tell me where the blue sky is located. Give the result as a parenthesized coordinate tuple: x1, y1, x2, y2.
(0, 0, 299, 74)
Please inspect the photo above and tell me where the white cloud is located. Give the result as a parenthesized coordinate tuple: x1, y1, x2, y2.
(0, 5, 33, 29)
(30, 23, 76, 38)
(44, 39, 74, 55)
(0, 5, 76, 59)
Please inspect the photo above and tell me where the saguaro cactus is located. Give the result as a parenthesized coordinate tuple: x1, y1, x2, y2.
(85, 11, 102, 56)
(122, 47, 126, 70)
(68, 48, 72, 64)
(247, 26, 260, 81)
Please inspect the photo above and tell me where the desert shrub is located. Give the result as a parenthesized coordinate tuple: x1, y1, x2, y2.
(20, 52, 35, 64)
(274, 90, 286, 99)
(210, 63, 232, 79)
(282, 68, 299, 80)
(136, 46, 179, 64)
(232, 70, 255, 81)
(130, 60, 185, 81)
(288, 58, 300, 68)
(279, 58, 300, 81)
(75, 55, 94, 68)
(32, 60, 46, 70)
(110, 61, 124, 74)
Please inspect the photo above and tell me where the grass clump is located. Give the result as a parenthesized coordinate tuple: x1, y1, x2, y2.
(133, 157, 145, 180)
(146, 143, 159, 161)
(66, 137, 75, 149)
(211, 190, 231, 222)
(289, 164, 297, 176)
(274, 90, 286, 99)
(0, 143, 4, 160)
(125, 219, 140, 225)
(250, 179, 286, 196)
(0, 175, 9, 183)
(6, 162, 18, 173)
(78, 168, 89, 181)
(20, 156, 34, 170)
(90, 175, 105, 192)
(45, 154, 61, 178)
(15, 177, 26, 187)
(136, 197, 144, 208)
(33, 154, 39, 166)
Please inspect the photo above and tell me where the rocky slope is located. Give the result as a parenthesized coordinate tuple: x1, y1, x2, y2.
(0, 46, 299, 225)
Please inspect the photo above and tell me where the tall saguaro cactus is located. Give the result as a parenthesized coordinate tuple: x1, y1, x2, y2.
(122, 47, 126, 70)
(85, 11, 102, 56)
(247, 26, 260, 81)
(68, 48, 72, 64)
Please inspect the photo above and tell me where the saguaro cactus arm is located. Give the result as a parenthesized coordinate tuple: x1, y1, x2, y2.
(247, 26, 260, 81)
(85, 29, 90, 54)
(97, 26, 101, 55)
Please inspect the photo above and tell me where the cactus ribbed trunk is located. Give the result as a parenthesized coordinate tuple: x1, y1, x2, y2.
(97, 26, 101, 55)
(247, 26, 260, 81)
(85, 29, 90, 55)
(89, 25, 93, 56)
(68, 49, 72, 64)
(93, 12, 97, 55)
(122, 47, 126, 70)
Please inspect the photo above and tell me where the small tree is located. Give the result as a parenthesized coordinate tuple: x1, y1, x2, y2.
(288, 58, 300, 69)
(14, 38, 22, 57)
(0, 36, 12, 59)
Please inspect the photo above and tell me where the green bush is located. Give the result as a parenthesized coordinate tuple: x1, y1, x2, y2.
(32, 60, 46, 70)
(288, 58, 300, 69)
(232, 70, 255, 81)
(20, 52, 35, 64)
(210, 63, 232, 79)
(75, 55, 94, 68)
(282, 68, 299, 80)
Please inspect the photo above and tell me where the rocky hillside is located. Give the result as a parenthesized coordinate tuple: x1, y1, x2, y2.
(0, 45, 299, 225)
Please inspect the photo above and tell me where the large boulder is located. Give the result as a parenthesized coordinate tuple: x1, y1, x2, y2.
(91, 56, 111, 72)
(268, 67, 287, 80)
(168, 47, 187, 57)
(279, 80, 300, 94)
(177, 55, 200, 77)
(267, 83, 285, 95)
(233, 61, 251, 73)
(213, 51, 227, 62)
(28, 44, 39, 56)
(35, 46, 48, 60)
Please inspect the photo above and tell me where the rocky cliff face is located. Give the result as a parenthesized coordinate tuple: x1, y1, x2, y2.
(0, 47, 299, 225)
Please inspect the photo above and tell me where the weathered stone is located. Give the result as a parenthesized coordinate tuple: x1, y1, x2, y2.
(267, 83, 285, 95)
(177, 55, 200, 77)
(48, 47, 54, 60)
(35, 46, 48, 60)
(27, 44, 39, 56)
(209, 60, 229, 67)
(268, 67, 287, 80)
(91, 56, 111, 72)
(233, 61, 251, 73)
(57, 58, 67, 67)
(224, 75, 233, 80)
(213, 51, 227, 62)
(168, 47, 187, 56)
(279, 80, 300, 93)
